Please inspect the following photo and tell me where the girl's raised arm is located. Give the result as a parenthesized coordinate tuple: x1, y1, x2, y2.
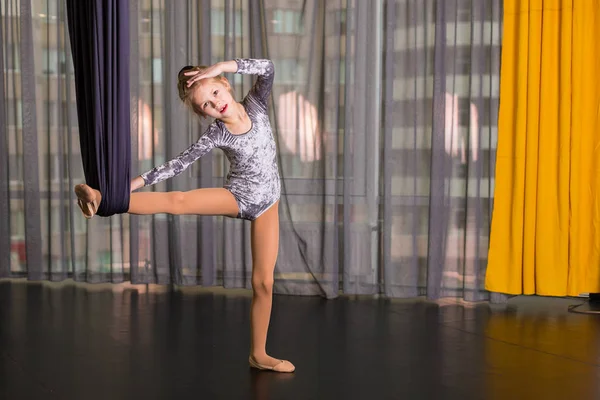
(234, 59, 275, 107)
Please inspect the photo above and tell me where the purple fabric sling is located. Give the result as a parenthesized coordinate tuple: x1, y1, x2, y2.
(66, 0, 131, 216)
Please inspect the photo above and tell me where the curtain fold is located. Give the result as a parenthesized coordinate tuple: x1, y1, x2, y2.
(0, 0, 9, 277)
(19, 0, 43, 278)
(486, 0, 600, 296)
(1, 0, 502, 301)
(570, 0, 600, 295)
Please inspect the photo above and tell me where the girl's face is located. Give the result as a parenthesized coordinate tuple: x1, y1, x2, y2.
(191, 78, 235, 119)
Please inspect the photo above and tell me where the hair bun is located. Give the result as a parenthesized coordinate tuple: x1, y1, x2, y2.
(178, 65, 196, 77)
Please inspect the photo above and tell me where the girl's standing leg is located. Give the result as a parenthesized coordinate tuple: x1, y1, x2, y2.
(248, 201, 295, 372)
(76, 183, 294, 371)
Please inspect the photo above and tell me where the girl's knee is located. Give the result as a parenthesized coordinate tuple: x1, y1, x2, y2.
(252, 275, 274, 296)
(168, 191, 186, 213)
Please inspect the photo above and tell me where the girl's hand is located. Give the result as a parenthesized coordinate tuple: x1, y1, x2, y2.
(184, 60, 238, 87)
(130, 176, 145, 192)
(185, 63, 223, 87)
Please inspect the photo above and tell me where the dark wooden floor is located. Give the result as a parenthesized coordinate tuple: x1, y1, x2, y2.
(1, 280, 599, 400)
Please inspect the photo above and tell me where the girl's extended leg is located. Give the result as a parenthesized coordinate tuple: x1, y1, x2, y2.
(248, 201, 295, 373)
(74, 183, 239, 217)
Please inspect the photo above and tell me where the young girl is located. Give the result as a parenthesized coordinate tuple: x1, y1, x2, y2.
(75, 58, 295, 373)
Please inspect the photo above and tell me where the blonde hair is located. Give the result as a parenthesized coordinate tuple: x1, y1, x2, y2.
(177, 65, 233, 118)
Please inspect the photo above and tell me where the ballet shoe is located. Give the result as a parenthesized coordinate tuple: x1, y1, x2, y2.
(77, 198, 98, 219)
(249, 356, 295, 373)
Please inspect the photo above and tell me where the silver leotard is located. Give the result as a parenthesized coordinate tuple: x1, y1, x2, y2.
(140, 58, 280, 221)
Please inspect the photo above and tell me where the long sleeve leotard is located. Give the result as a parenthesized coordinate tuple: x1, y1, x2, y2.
(139, 59, 280, 221)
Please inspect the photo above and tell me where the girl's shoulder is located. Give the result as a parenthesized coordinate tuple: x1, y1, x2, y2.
(241, 92, 266, 115)
(199, 120, 227, 144)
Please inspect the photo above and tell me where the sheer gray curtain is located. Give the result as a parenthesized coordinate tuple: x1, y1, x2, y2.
(0, 0, 502, 301)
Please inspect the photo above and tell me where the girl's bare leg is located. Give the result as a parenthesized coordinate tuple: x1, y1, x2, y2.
(75, 184, 294, 370)
(249, 201, 295, 372)
(74, 183, 239, 217)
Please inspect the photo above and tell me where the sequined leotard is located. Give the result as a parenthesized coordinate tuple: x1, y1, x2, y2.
(140, 59, 280, 221)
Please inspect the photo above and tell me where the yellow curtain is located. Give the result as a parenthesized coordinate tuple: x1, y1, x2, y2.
(486, 0, 600, 296)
